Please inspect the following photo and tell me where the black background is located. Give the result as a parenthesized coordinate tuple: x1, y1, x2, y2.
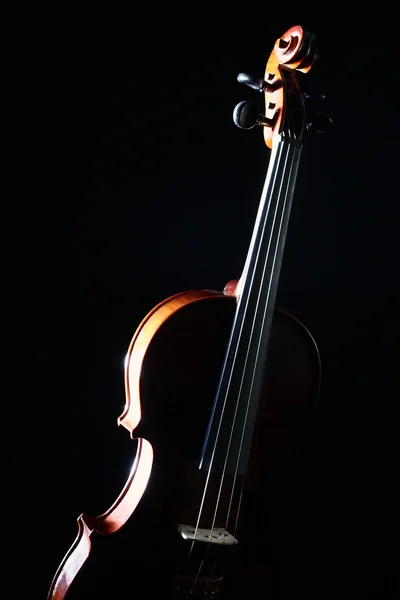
(6, 3, 399, 598)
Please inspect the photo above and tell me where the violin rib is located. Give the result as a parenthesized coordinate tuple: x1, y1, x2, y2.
(47, 289, 227, 600)
(47, 438, 153, 600)
(118, 289, 228, 433)
(47, 516, 91, 600)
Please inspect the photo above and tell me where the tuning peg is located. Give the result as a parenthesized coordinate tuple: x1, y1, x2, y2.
(237, 72, 268, 92)
(233, 101, 273, 130)
(305, 112, 332, 133)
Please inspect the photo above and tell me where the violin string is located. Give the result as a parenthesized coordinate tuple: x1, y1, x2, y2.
(193, 139, 293, 548)
(227, 143, 299, 536)
(217, 141, 295, 538)
(204, 561, 216, 588)
(191, 140, 285, 547)
(226, 146, 294, 521)
(191, 556, 205, 593)
(207, 142, 293, 541)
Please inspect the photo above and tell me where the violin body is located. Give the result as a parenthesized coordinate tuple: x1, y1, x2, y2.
(61, 284, 320, 599)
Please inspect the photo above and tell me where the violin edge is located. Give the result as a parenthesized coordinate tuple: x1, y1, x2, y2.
(118, 288, 229, 433)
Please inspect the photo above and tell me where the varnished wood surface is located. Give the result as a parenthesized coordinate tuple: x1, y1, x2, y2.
(48, 288, 320, 599)
(262, 25, 318, 147)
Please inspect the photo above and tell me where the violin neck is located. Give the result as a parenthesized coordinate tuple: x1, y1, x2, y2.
(228, 135, 303, 473)
(200, 135, 303, 475)
(238, 135, 302, 304)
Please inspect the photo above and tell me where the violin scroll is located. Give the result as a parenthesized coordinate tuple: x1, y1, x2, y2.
(235, 25, 318, 148)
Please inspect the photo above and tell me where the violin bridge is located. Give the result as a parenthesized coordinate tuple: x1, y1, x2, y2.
(178, 524, 239, 545)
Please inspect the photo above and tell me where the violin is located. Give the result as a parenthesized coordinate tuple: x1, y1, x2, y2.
(47, 25, 327, 599)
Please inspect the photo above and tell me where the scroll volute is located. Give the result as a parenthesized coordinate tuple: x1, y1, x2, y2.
(263, 25, 318, 148)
